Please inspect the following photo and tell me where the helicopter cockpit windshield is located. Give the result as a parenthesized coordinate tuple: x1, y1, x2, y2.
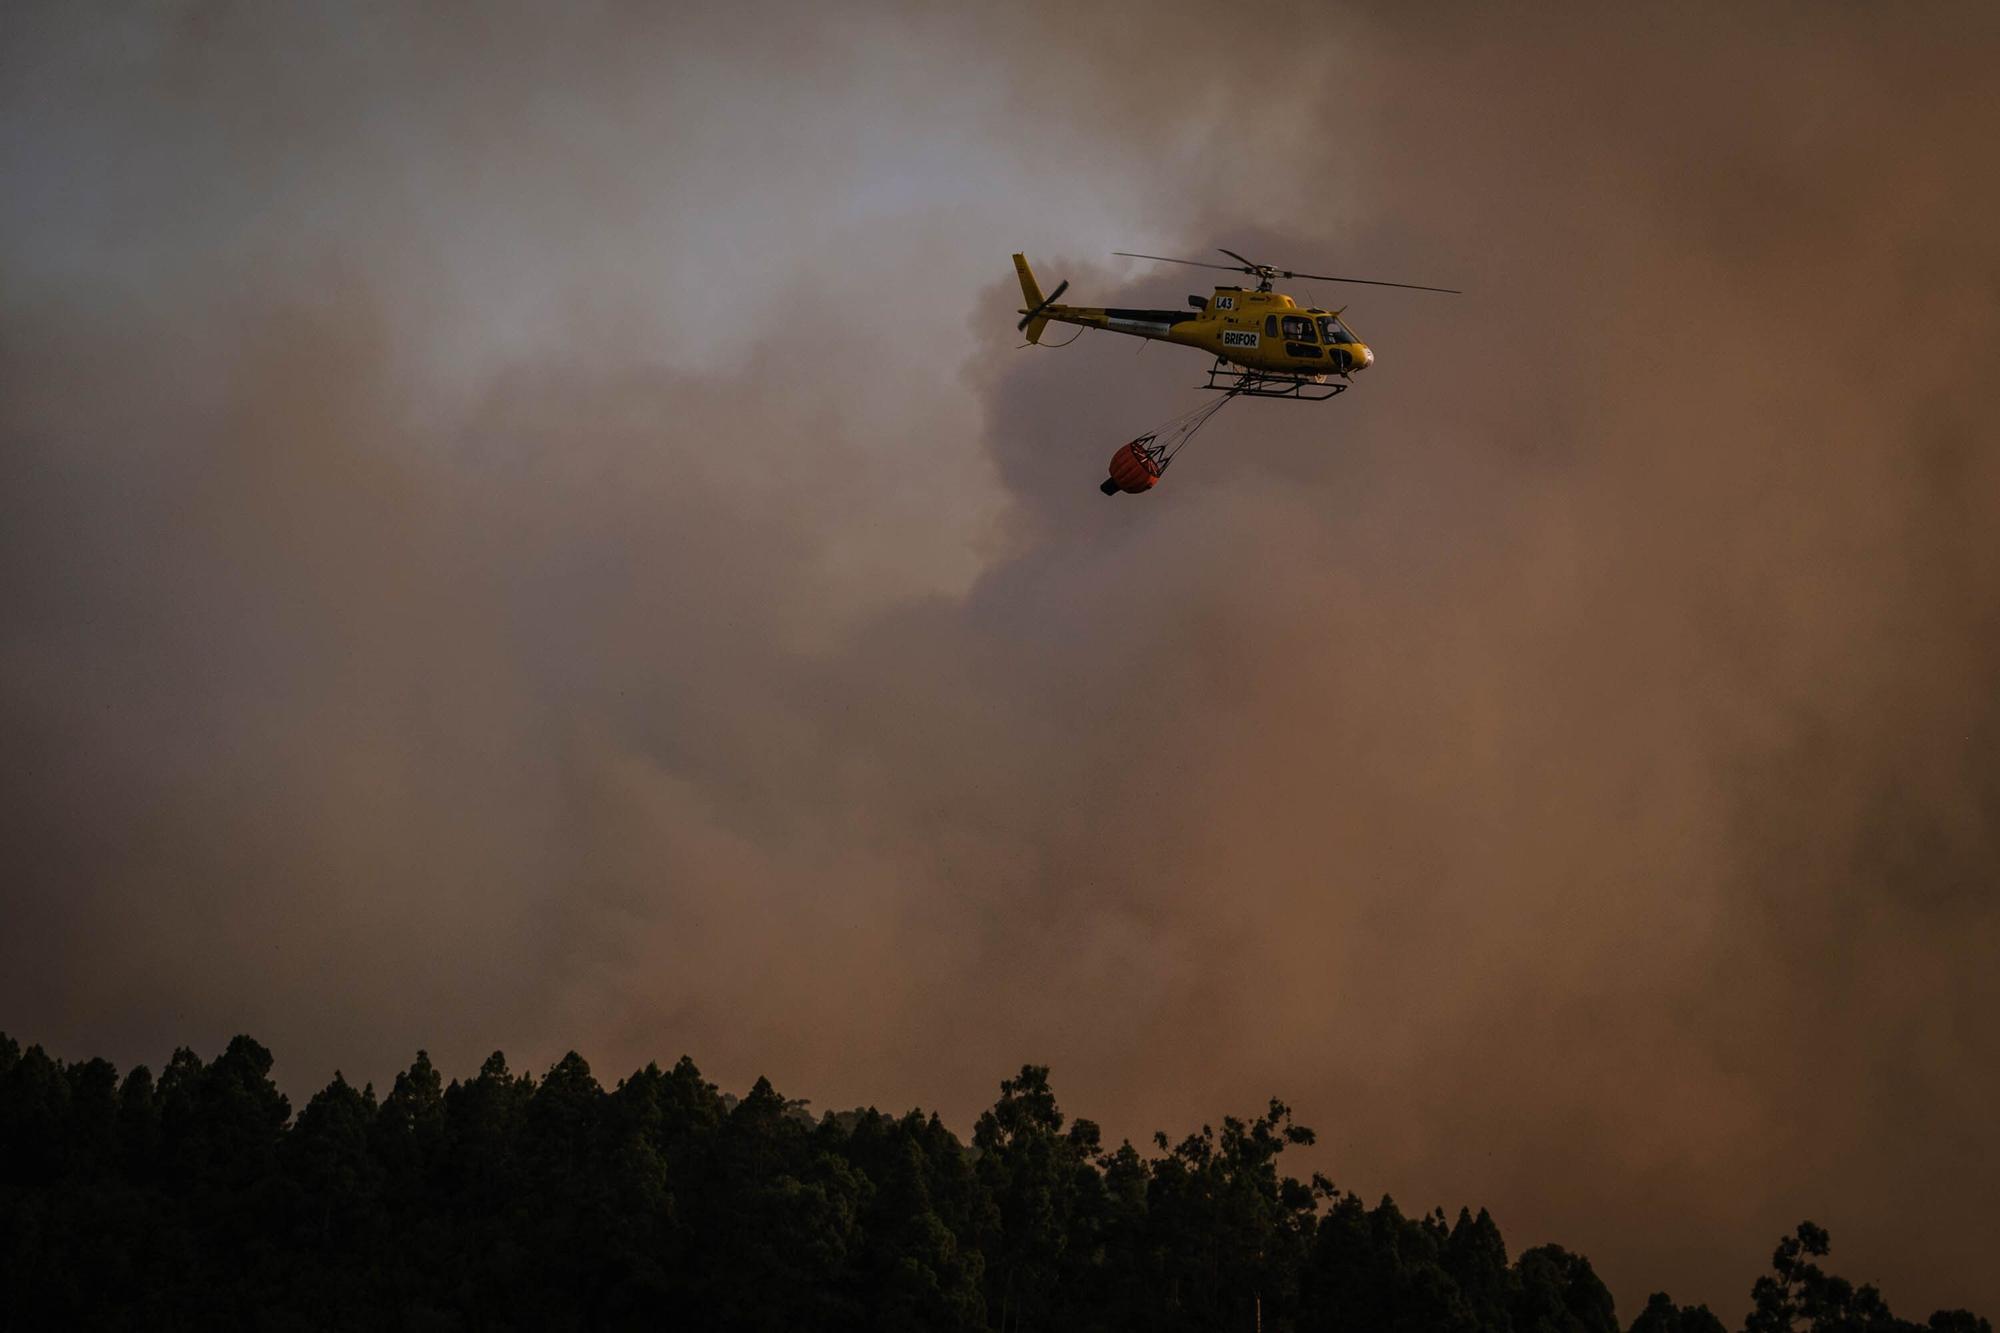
(1318, 316, 1359, 345)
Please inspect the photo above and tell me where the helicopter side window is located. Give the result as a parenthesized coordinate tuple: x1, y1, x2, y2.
(1280, 315, 1315, 342)
(1318, 317, 1356, 344)
(1265, 314, 1278, 337)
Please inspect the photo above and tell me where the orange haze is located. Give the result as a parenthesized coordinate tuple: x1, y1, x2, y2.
(4, 1, 1997, 1319)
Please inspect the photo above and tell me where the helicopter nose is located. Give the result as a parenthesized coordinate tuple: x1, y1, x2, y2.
(1358, 344, 1375, 369)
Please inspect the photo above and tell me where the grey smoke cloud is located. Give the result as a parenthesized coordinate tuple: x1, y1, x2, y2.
(5, 0, 1998, 1319)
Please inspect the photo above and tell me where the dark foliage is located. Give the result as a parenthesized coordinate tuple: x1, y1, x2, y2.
(0, 1033, 1987, 1332)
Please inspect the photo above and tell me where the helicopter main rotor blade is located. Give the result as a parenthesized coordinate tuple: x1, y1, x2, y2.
(1120, 248, 1461, 294)
(1113, 251, 1251, 273)
(1279, 270, 1461, 294)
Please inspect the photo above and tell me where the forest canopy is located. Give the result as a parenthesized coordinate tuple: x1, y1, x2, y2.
(0, 1032, 1987, 1332)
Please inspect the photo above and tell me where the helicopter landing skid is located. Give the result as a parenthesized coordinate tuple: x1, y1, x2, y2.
(1203, 359, 1348, 401)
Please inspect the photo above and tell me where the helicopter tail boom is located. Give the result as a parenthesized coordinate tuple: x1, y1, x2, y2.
(1014, 252, 1201, 350)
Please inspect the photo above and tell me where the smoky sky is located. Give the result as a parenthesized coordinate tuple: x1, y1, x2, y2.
(5, 0, 1998, 1319)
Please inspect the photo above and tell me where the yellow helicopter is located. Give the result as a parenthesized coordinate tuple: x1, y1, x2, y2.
(1012, 248, 1458, 401)
(1011, 247, 1458, 494)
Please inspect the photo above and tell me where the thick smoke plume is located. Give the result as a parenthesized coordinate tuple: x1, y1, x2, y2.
(4, 1, 1997, 1317)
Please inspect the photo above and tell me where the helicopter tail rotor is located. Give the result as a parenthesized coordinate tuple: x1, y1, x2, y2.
(1016, 279, 1068, 335)
(1013, 254, 1071, 342)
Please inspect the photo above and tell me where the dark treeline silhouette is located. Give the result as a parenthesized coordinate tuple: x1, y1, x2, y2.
(0, 1033, 1988, 1332)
